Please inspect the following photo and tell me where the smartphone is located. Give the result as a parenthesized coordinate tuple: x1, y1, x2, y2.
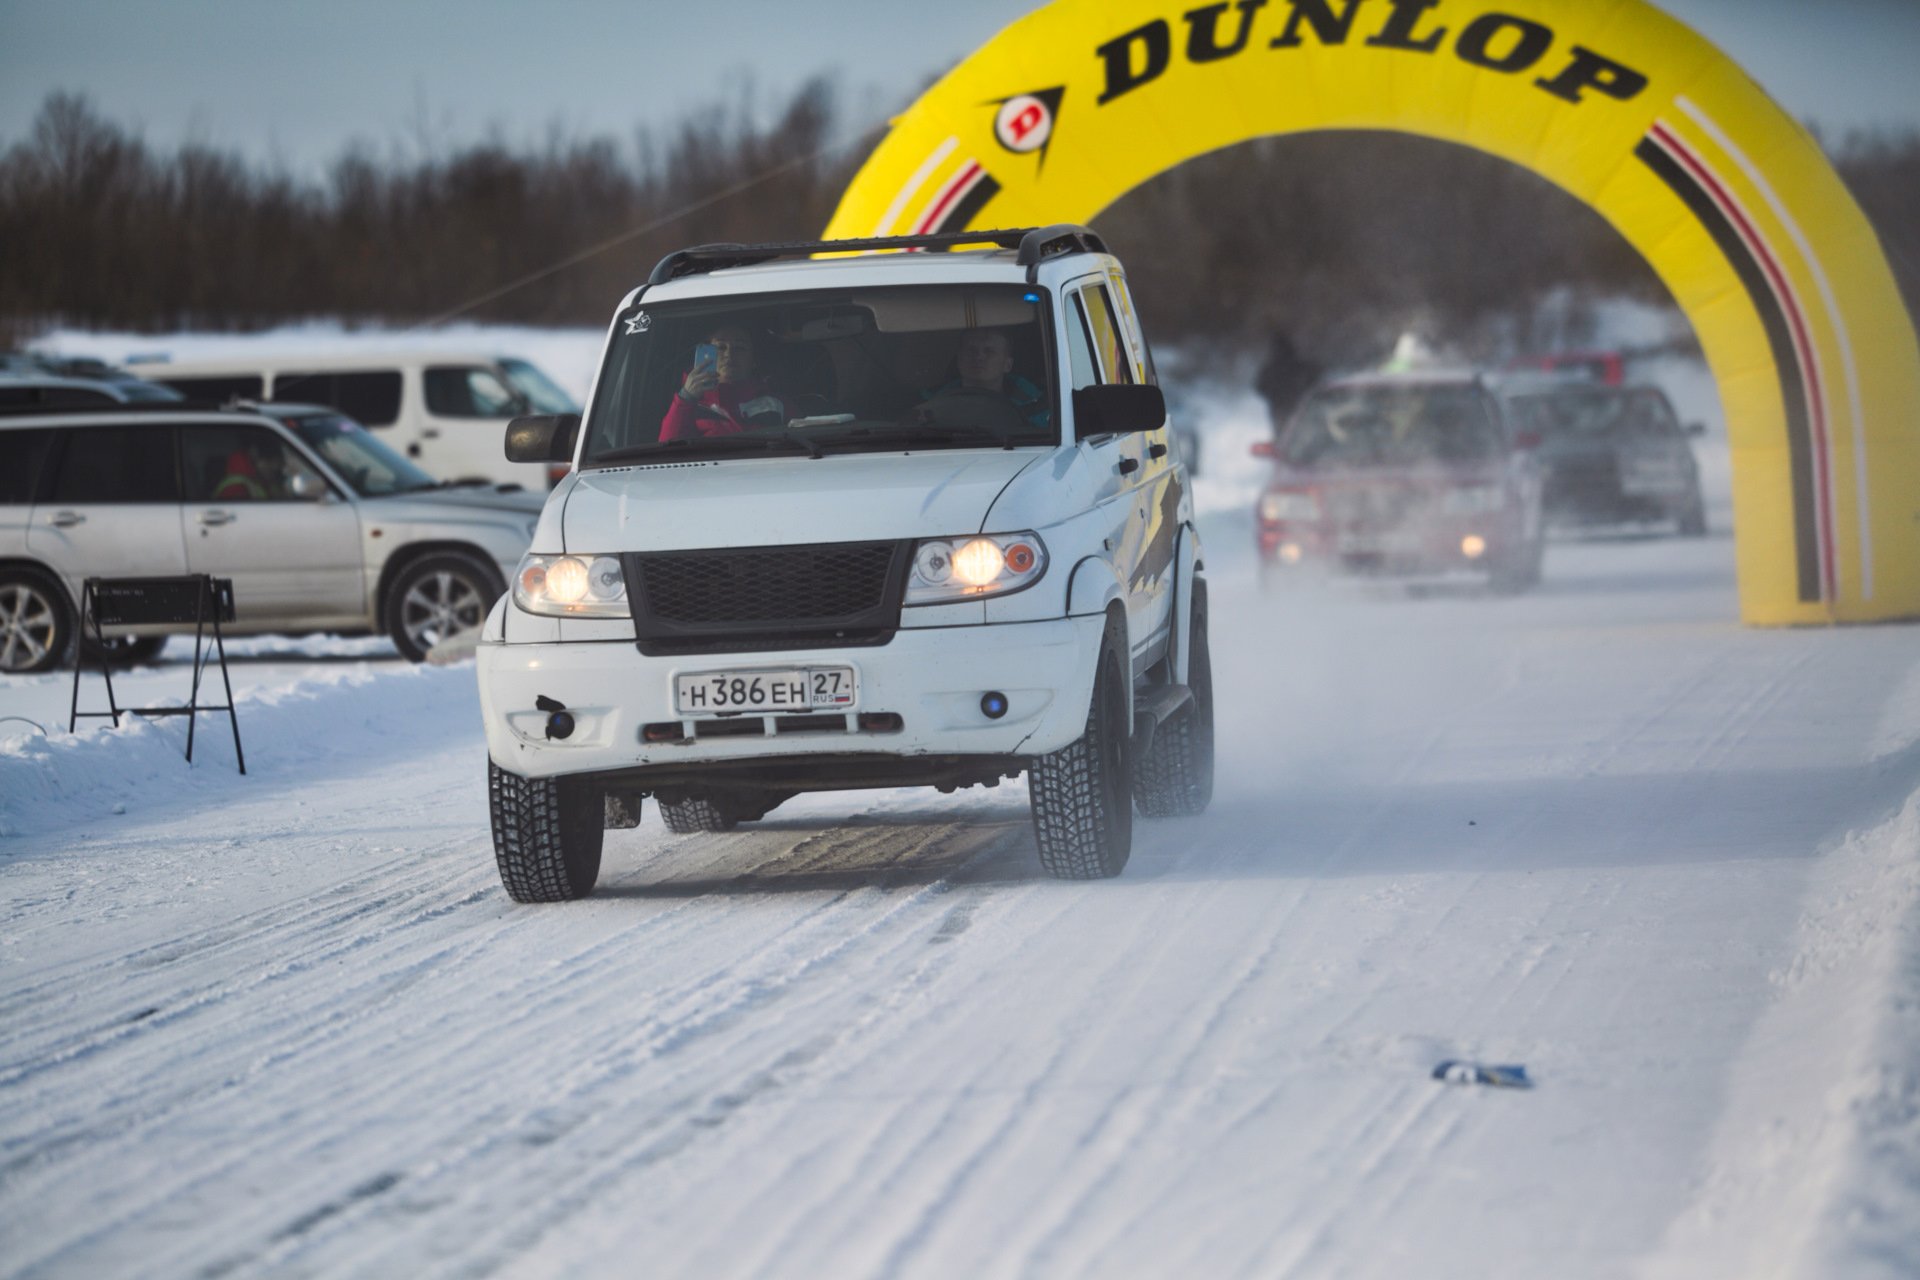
(692, 343, 719, 375)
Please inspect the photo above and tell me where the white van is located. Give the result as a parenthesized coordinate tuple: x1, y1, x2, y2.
(138, 350, 578, 489)
(476, 226, 1213, 901)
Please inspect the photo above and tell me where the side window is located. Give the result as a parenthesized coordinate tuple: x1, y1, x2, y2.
(49, 427, 178, 503)
(1079, 285, 1134, 386)
(425, 365, 521, 418)
(1065, 294, 1101, 392)
(0, 429, 55, 504)
(273, 370, 402, 427)
(157, 374, 263, 403)
(182, 424, 325, 503)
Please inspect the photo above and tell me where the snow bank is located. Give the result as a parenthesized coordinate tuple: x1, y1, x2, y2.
(1644, 786, 1920, 1279)
(0, 664, 478, 841)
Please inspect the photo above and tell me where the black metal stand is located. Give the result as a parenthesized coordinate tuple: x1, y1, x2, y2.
(69, 575, 245, 774)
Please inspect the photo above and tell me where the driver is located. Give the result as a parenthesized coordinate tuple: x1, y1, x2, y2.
(919, 328, 1050, 429)
(659, 325, 788, 442)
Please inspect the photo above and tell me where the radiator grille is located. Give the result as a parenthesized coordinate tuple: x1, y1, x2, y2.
(624, 541, 910, 655)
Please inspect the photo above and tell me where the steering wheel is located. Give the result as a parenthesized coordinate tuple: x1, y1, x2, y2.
(916, 389, 1025, 434)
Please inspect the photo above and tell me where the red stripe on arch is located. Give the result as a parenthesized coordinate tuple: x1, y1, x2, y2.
(1649, 122, 1836, 601)
(914, 161, 983, 236)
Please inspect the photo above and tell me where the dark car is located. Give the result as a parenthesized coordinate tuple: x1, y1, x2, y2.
(1253, 372, 1545, 591)
(1505, 383, 1707, 535)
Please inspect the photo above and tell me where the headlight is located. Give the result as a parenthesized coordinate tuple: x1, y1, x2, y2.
(1441, 486, 1506, 516)
(906, 532, 1047, 605)
(1259, 490, 1319, 522)
(513, 552, 629, 617)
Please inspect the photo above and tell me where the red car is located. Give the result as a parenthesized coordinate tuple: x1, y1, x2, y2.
(1253, 372, 1545, 591)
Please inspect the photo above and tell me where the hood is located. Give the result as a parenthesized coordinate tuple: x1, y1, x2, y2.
(561, 450, 1042, 552)
(371, 485, 547, 517)
(1269, 461, 1505, 490)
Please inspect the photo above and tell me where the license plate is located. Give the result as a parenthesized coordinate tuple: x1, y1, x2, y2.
(674, 666, 857, 716)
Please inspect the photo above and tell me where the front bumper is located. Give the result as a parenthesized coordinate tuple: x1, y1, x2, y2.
(477, 612, 1105, 781)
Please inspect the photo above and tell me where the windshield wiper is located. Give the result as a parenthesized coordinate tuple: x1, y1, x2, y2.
(595, 433, 823, 464)
(824, 423, 1017, 450)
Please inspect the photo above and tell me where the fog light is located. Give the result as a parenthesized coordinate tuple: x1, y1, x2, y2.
(545, 711, 575, 740)
(980, 692, 1009, 720)
(1461, 535, 1487, 560)
(1280, 542, 1304, 565)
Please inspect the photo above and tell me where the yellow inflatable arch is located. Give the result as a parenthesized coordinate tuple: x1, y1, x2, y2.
(826, 0, 1920, 625)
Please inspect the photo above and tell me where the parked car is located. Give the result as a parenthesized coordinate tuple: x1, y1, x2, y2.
(0, 371, 185, 409)
(133, 350, 579, 489)
(476, 225, 1213, 899)
(1253, 371, 1546, 591)
(1503, 382, 1708, 535)
(0, 403, 542, 673)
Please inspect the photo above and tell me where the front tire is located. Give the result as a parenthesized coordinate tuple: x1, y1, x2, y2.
(1134, 586, 1215, 818)
(1677, 486, 1708, 537)
(1028, 623, 1134, 879)
(386, 552, 502, 663)
(488, 761, 604, 902)
(0, 570, 72, 674)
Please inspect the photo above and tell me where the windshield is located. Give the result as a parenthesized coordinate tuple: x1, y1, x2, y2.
(289, 412, 439, 496)
(1510, 388, 1666, 440)
(498, 357, 579, 415)
(1283, 384, 1503, 469)
(581, 284, 1057, 466)
(116, 380, 185, 403)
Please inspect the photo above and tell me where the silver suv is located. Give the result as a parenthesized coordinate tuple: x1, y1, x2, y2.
(0, 404, 541, 672)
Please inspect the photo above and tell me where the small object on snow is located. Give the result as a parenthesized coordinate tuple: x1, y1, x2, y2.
(1433, 1060, 1532, 1089)
(111, 802, 126, 815)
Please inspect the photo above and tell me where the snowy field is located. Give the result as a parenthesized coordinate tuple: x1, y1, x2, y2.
(4, 337, 1919, 1277)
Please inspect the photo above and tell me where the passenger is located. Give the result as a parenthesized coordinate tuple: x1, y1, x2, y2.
(212, 446, 270, 500)
(920, 328, 1050, 429)
(659, 326, 788, 442)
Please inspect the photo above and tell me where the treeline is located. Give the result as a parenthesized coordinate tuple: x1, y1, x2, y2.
(3, 86, 1916, 366)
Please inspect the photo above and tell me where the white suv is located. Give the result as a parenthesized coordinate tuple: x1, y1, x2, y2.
(478, 226, 1213, 899)
(0, 403, 541, 670)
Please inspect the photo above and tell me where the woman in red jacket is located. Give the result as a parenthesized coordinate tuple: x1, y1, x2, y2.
(659, 325, 788, 442)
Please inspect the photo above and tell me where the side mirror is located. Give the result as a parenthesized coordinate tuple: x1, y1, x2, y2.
(1072, 384, 1166, 441)
(1687, 421, 1707, 437)
(1250, 440, 1276, 459)
(288, 470, 328, 501)
(506, 413, 580, 463)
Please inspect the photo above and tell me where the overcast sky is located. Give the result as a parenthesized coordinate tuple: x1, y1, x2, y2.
(2, 0, 1916, 172)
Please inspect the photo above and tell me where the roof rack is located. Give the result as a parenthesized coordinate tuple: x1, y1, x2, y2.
(646, 224, 1109, 286)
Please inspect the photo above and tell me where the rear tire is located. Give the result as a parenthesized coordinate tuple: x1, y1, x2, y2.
(488, 761, 604, 902)
(658, 794, 740, 834)
(1134, 586, 1215, 818)
(1028, 622, 1134, 879)
(0, 569, 72, 675)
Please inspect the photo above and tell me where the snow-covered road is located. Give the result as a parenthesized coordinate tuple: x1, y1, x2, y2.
(4, 525, 1918, 1279)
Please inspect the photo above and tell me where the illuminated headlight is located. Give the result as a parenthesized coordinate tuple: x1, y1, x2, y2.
(513, 553, 629, 616)
(1442, 486, 1505, 515)
(1259, 490, 1319, 522)
(906, 532, 1047, 605)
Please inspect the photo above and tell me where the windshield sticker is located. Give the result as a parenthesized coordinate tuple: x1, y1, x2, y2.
(625, 311, 651, 336)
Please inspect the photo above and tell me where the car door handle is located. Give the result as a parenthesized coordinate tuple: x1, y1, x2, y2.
(1118, 457, 1140, 476)
(47, 510, 85, 528)
(421, 429, 441, 439)
(198, 510, 236, 527)
(1148, 443, 1168, 460)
